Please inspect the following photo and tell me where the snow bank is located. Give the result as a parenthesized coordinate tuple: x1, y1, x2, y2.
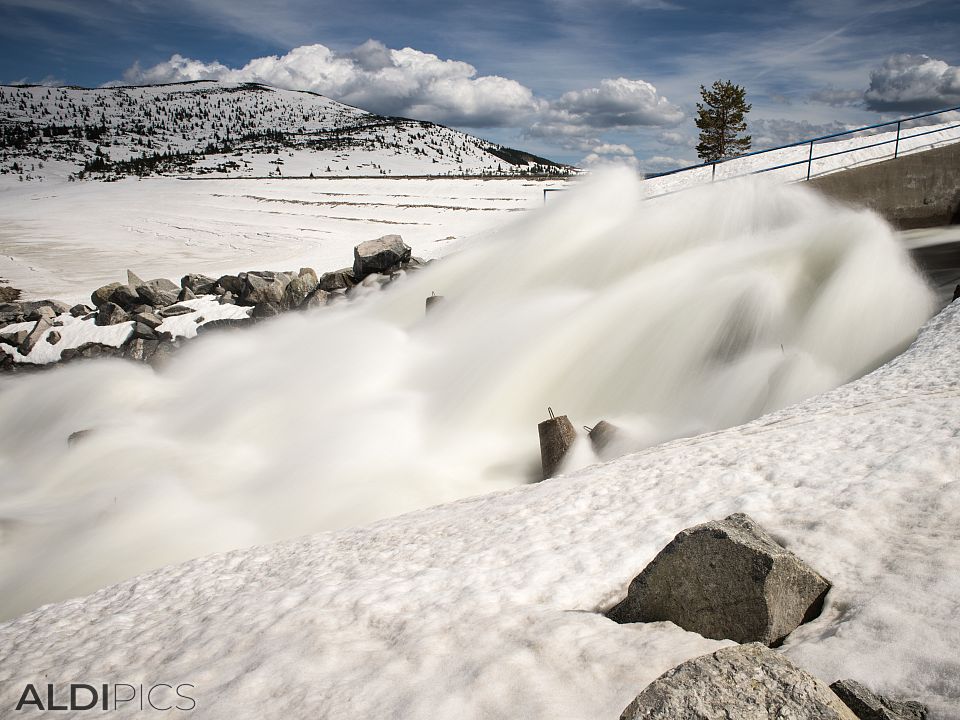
(0, 293, 956, 716)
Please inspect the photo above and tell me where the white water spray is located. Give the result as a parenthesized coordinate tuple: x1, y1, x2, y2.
(0, 169, 934, 619)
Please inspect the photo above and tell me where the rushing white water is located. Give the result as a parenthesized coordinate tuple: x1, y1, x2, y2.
(0, 169, 935, 620)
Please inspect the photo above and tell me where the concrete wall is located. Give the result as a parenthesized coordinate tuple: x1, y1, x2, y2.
(807, 141, 960, 230)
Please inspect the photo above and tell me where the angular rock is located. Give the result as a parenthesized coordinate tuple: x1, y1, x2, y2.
(0, 285, 20, 302)
(158, 304, 193, 318)
(136, 278, 180, 308)
(69, 303, 93, 317)
(181, 273, 217, 295)
(240, 273, 288, 306)
(0, 303, 24, 324)
(148, 339, 180, 367)
(302, 289, 329, 310)
(619, 643, 857, 720)
(299, 267, 318, 285)
(280, 274, 318, 310)
(219, 291, 236, 305)
(196, 318, 251, 334)
(127, 269, 145, 288)
(353, 234, 411, 279)
(60, 342, 121, 361)
(178, 286, 197, 302)
(319, 268, 356, 292)
(124, 337, 159, 362)
(45, 330, 61, 345)
(0, 328, 29, 347)
(96, 302, 130, 327)
(829, 680, 928, 720)
(132, 311, 163, 329)
(131, 322, 157, 340)
(608, 513, 830, 646)
(91, 282, 124, 307)
(18, 318, 52, 356)
(27, 305, 57, 323)
(215, 275, 245, 296)
(108, 284, 141, 310)
(251, 301, 281, 320)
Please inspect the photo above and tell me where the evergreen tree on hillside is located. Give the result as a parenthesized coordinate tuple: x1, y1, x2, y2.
(695, 80, 751, 162)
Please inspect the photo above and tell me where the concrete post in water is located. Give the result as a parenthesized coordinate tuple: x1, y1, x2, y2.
(587, 420, 620, 456)
(538, 407, 577, 480)
(425, 292, 445, 314)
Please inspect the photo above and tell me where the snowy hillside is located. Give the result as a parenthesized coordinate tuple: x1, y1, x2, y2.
(0, 81, 570, 181)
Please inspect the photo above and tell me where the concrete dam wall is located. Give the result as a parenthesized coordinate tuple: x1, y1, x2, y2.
(807, 141, 960, 230)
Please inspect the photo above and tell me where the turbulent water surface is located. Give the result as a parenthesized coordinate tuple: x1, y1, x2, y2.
(0, 169, 936, 619)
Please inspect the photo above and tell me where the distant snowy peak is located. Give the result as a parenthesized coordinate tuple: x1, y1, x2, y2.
(0, 81, 571, 181)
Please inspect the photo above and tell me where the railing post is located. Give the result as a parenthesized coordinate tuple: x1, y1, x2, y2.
(894, 120, 902, 159)
(805, 140, 814, 181)
(711, 162, 716, 182)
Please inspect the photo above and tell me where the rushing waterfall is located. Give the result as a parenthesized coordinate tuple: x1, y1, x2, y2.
(0, 168, 935, 619)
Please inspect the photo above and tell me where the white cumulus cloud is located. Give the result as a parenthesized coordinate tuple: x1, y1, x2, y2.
(864, 54, 960, 112)
(111, 42, 683, 159)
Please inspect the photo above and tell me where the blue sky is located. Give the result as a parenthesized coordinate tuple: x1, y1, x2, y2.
(2, 0, 959, 169)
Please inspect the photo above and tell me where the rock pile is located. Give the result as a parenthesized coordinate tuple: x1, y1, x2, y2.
(0, 235, 426, 372)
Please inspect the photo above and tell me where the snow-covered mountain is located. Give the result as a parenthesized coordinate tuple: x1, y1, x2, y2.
(0, 80, 571, 181)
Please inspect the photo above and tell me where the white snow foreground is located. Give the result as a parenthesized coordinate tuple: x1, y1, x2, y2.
(2, 303, 959, 719)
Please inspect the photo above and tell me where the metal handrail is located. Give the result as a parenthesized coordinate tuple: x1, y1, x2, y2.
(645, 104, 960, 183)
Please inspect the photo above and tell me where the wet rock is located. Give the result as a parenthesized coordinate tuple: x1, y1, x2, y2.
(219, 291, 236, 305)
(319, 268, 356, 292)
(608, 513, 830, 646)
(45, 330, 61, 345)
(0, 285, 21, 302)
(178, 286, 197, 302)
(299, 267, 318, 286)
(136, 278, 180, 308)
(353, 234, 412, 279)
(18, 318, 52, 355)
(303, 289, 329, 310)
(181, 273, 217, 295)
(61, 342, 121, 361)
(196, 318, 251, 334)
(619, 643, 857, 720)
(148, 339, 181, 367)
(829, 680, 928, 720)
(69, 303, 93, 317)
(0, 303, 24, 324)
(96, 302, 130, 327)
(252, 301, 281, 320)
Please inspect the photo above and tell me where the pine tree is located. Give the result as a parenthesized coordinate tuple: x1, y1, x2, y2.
(695, 80, 751, 162)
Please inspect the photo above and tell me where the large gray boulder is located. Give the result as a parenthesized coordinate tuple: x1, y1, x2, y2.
(353, 234, 411, 279)
(620, 643, 857, 720)
(96, 302, 130, 327)
(319, 268, 356, 292)
(240, 273, 288, 306)
(0, 328, 29, 347)
(108, 284, 141, 310)
(608, 513, 830, 646)
(829, 680, 928, 720)
(180, 273, 216, 295)
(136, 278, 180, 308)
(91, 282, 124, 307)
(280, 273, 318, 310)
